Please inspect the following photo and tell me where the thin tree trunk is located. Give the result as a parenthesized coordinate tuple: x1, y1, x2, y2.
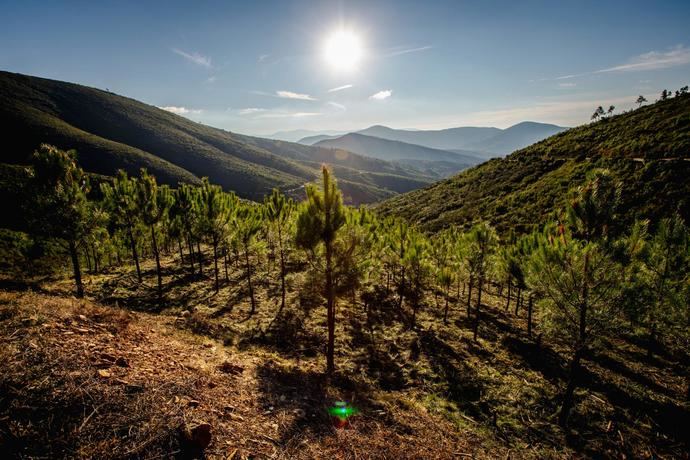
(128, 225, 142, 282)
(473, 276, 483, 341)
(514, 287, 522, 315)
(84, 243, 92, 273)
(527, 294, 534, 337)
(558, 347, 584, 427)
(186, 235, 195, 274)
(92, 245, 99, 273)
(223, 248, 229, 281)
(466, 276, 474, 317)
(197, 241, 203, 275)
(244, 240, 256, 314)
(178, 239, 184, 264)
(69, 239, 84, 298)
(505, 277, 512, 311)
(278, 226, 286, 312)
(212, 234, 219, 293)
(326, 241, 335, 374)
(397, 266, 406, 310)
(443, 285, 450, 324)
(151, 225, 162, 298)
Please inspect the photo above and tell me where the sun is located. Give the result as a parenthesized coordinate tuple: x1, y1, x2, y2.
(323, 29, 363, 71)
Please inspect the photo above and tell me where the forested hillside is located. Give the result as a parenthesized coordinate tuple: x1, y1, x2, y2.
(1, 133, 689, 457)
(378, 93, 690, 234)
(0, 71, 433, 203)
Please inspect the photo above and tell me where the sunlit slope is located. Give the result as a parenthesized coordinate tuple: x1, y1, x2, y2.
(377, 94, 690, 233)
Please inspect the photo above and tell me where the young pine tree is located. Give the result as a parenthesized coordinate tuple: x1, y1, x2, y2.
(101, 170, 144, 282)
(234, 204, 263, 314)
(405, 230, 429, 329)
(467, 222, 498, 341)
(264, 189, 295, 312)
(528, 171, 624, 426)
(27, 144, 92, 298)
(199, 179, 235, 293)
(136, 169, 172, 298)
(642, 215, 689, 356)
(296, 166, 346, 374)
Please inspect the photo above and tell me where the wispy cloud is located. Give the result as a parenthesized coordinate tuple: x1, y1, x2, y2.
(275, 90, 317, 101)
(558, 82, 577, 88)
(555, 45, 690, 80)
(205, 76, 217, 84)
(327, 102, 347, 111)
(171, 48, 212, 68)
(255, 111, 321, 119)
(370, 90, 392, 100)
(327, 84, 353, 93)
(258, 54, 270, 63)
(597, 45, 690, 73)
(238, 108, 267, 115)
(385, 45, 433, 57)
(159, 106, 202, 115)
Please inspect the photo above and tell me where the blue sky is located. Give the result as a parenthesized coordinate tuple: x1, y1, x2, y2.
(1, 0, 689, 135)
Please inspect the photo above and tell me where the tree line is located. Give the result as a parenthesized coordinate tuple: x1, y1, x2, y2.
(21, 144, 690, 426)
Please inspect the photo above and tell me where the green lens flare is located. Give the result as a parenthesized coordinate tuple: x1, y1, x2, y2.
(328, 401, 358, 420)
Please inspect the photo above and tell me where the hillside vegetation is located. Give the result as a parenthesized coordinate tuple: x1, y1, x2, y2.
(0, 71, 432, 203)
(378, 94, 690, 234)
(1, 139, 689, 458)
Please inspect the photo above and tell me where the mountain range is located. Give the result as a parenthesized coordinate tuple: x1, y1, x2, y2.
(313, 133, 486, 177)
(298, 122, 567, 158)
(377, 93, 690, 234)
(0, 71, 436, 204)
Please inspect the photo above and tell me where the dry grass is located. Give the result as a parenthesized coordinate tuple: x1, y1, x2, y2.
(1, 249, 689, 459)
(0, 290, 489, 459)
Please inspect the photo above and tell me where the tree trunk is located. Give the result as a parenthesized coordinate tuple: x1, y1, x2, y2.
(397, 266, 406, 310)
(223, 248, 229, 281)
(244, 240, 256, 314)
(92, 245, 99, 273)
(212, 234, 219, 293)
(473, 276, 483, 341)
(84, 243, 92, 273)
(150, 225, 162, 298)
(514, 287, 522, 315)
(186, 235, 195, 275)
(278, 227, 286, 313)
(68, 239, 84, 298)
(326, 241, 335, 374)
(559, 347, 584, 427)
(466, 276, 474, 317)
(178, 239, 184, 264)
(197, 241, 203, 275)
(443, 285, 450, 324)
(505, 277, 512, 311)
(128, 225, 142, 282)
(527, 294, 534, 337)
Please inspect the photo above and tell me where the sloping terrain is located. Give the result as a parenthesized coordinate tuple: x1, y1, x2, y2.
(377, 95, 690, 234)
(463, 121, 568, 156)
(353, 123, 566, 157)
(355, 125, 502, 154)
(297, 134, 341, 145)
(315, 133, 485, 177)
(0, 71, 431, 203)
(2, 245, 687, 459)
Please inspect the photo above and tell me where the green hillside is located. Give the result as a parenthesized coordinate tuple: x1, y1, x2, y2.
(377, 94, 690, 234)
(0, 71, 432, 203)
